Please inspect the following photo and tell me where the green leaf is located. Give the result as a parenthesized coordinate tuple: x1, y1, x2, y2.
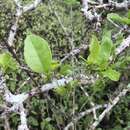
(24, 34, 52, 73)
(0, 52, 18, 71)
(121, 17, 130, 25)
(54, 86, 68, 96)
(107, 13, 130, 25)
(92, 79, 106, 93)
(107, 13, 123, 22)
(41, 119, 56, 130)
(87, 32, 113, 69)
(51, 60, 60, 71)
(127, 10, 130, 19)
(60, 64, 72, 76)
(87, 35, 100, 64)
(54, 80, 77, 96)
(98, 32, 113, 66)
(102, 68, 120, 81)
(28, 116, 38, 126)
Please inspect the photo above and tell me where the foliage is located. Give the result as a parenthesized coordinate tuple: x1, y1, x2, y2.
(24, 34, 52, 74)
(0, 52, 18, 72)
(87, 33, 120, 81)
(107, 12, 130, 25)
(0, 0, 130, 130)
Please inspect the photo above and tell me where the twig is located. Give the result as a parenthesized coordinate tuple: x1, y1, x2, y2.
(0, 71, 29, 130)
(80, 86, 97, 120)
(90, 86, 129, 130)
(3, 115, 11, 130)
(64, 104, 108, 130)
(8, 0, 42, 47)
(13, 0, 22, 8)
(18, 104, 29, 130)
(0, 77, 73, 106)
(115, 35, 130, 55)
(94, 1, 130, 10)
(23, 0, 42, 13)
(81, 0, 94, 21)
(41, 77, 73, 91)
(60, 44, 88, 64)
(81, 0, 130, 23)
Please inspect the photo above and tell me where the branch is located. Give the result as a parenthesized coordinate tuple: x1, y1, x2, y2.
(94, 1, 130, 10)
(7, 13, 21, 47)
(23, 0, 42, 12)
(0, 76, 74, 129)
(0, 77, 73, 106)
(13, 0, 22, 8)
(115, 35, 130, 55)
(60, 44, 88, 64)
(64, 104, 108, 130)
(81, 0, 130, 23)
(90, 86, 129, 130)
(0, 71, 29, 130)
(80, 86, 97, 120)
(8, 0, 42, 47)
(29, 77, 73, 96)
(3, 115, 11, 130)
(81, 0, 96, 21)
(18, 104, 29, 130)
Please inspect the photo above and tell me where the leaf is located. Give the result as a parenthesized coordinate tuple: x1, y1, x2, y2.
(54, 80, 77, 96)
(114, 33, 124, 46)
(107, 13, 130, 25)
(127, 10, 130, 19)
(98, 32, 113, 66)
(51, 60, 60, 71)
(87, 32, 113, 69)
(107, 13, 123, 22)
(92, 79, 106, 93)
(28, 116, 38, 126)
(54, 86, 68, 96)
(24, 34, 52, 73)
(60, 64, 72, 76)
(41, 119, 56, 130)
(121, 17, 130, 25)
(87, 35, 100, 64)
(102, 68, 120, 81)
(0, 52, 18, 71)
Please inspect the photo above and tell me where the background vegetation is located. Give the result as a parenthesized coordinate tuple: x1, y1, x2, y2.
(0, 0, 130, 130)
